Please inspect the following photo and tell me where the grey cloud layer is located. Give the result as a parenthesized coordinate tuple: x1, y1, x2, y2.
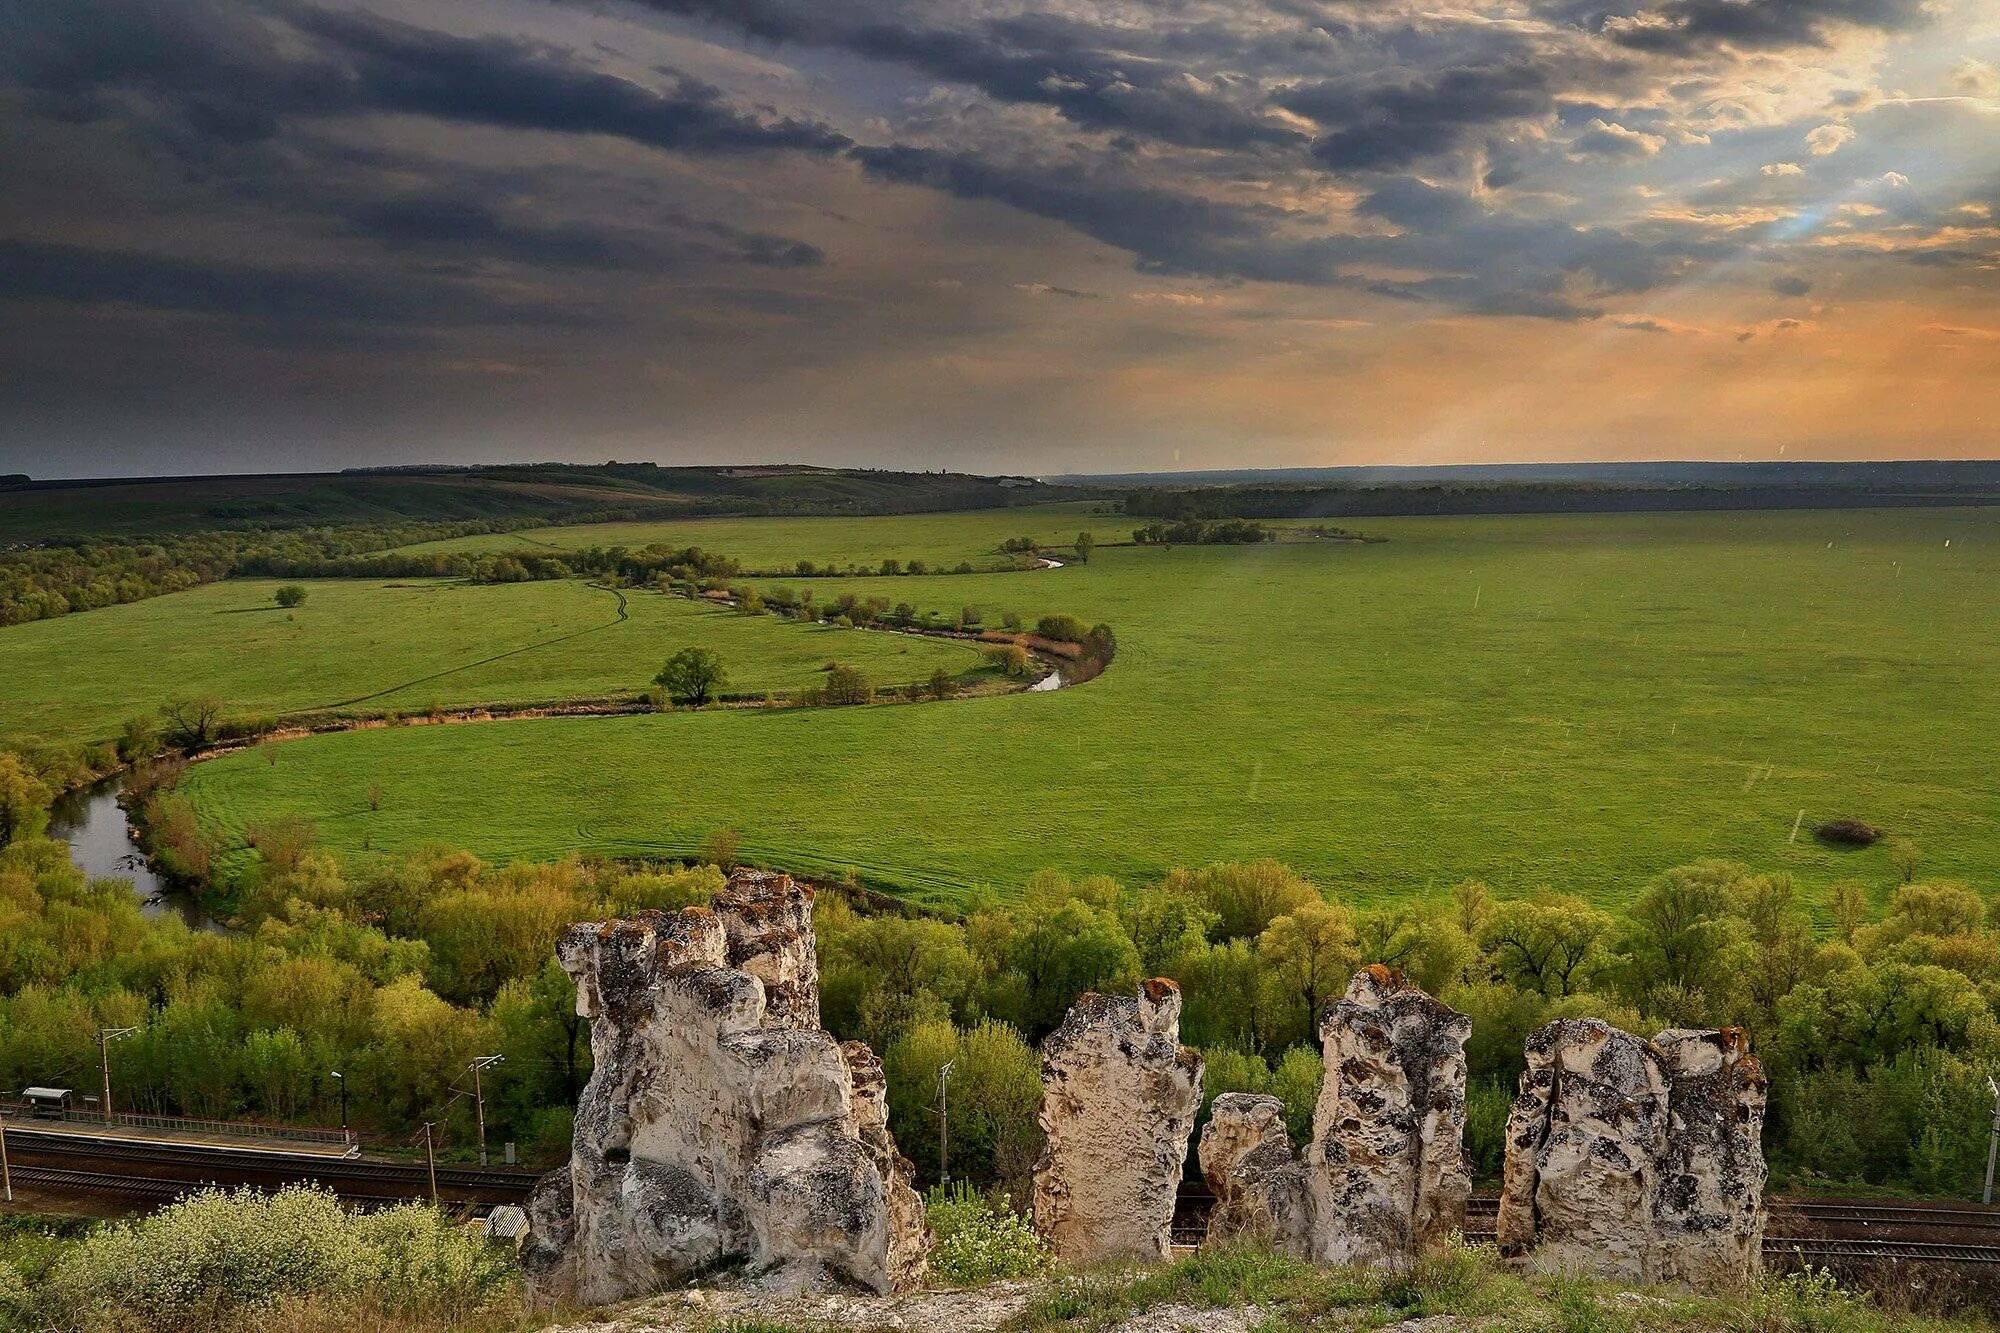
(0, 0, 1990, 355)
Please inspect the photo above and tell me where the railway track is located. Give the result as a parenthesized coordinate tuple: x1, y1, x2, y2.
(4, 1126, 537, 1206)
(13, 1132, 1999, 1268)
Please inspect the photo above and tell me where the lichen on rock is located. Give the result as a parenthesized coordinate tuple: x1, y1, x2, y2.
(1197, 1093, 1311, 1255)
(1651, 1027, 1768, 1287)
(1307, 966, 1473, 1268)
(522, 870, 929, 1308)
(1034, 979, 1204, 1263)
(1497, 1018, 1767, 1286)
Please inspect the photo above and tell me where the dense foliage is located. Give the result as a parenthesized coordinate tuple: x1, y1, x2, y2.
(1, 746, 1996, 1199)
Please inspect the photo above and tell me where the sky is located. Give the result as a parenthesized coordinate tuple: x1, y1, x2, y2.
(1, 0, 1996, 477)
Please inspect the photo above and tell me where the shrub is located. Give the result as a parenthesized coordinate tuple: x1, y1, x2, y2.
(0, 1262, 29, 1333)
(38, 1186, 513, 1332)
(924, 1184, 1049, 1286)
(821, 664, 873, 706)
(985, 643, 1031, 677)
(1815, 818, 1881, 847)
(929, 668, 958, 700)
(701, 828, 741, 869)
(1036, 613, 1089, 643)
(274, 584, 308, 609)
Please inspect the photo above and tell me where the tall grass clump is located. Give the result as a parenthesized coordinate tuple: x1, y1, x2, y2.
(29, 1186, 515, 1332)
(924, 1183, 1050, 1286)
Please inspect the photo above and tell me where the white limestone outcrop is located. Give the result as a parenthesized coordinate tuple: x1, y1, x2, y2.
(1497, 1019, 1767, 1285)
(1197, 1093, 1312, 1255)
(1034, 979, 1204, 1263)
(1307, 966, 1473, 1267)
(521, 871, 929, 1308)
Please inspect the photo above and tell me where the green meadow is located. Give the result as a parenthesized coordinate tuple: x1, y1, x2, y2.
(0, 576, 983, 745)
(174, 506, 2000, 913)
(395, 499, 1124, 569)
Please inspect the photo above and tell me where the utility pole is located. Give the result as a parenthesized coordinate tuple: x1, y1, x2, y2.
(1, 1104, 12, 1204)
(422, 1122, 438, 1204)
(936, 1060, 954, 1186)
(468, 1056, 504, 1166)
(330, 1070, 348, 1143)
(97, 1027, 137, 1125)
(1984, 1076, 1999, 1207)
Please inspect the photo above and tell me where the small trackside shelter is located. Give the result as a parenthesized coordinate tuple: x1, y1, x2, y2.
(21, 1086, 73, 1117)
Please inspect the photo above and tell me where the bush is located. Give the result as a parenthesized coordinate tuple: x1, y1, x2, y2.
(985, 643, 1032, 677)
(274, 585, 308, 609)
(1035, 613, 1089, 643)
(1815, 818, 1881, 847)
(821, 664, 873, 706)
(928, 668, 958, 700)
(0, 1262, 30, 1333)
(924, 1184, 1050, 1286)
(38, 1186, 513, 1332)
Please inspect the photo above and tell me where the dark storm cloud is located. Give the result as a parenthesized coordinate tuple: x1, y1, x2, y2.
(621, 0, 1303, 149)
(4, 0, 851, 157)
(1282, 64, 1558, 170)
(1771, 274, 1814, 296)
(1591, 0, 1930, 53)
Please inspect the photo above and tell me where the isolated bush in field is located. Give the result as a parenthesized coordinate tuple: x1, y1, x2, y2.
(924, 1184, 1050, 1286)
(821, 664, 873, 705)
(274, 584, 308, 609)
(929, 668, 958, 700)
(654, 646, 727, 705)
(701, 827, 741, 869)
(161, 696, 228, 750)
(1074, 531, 1094, 562)
(985, 643, 1031, 677)
(1815, 818, 1881, 847)
(1035, 613, 1089, 643)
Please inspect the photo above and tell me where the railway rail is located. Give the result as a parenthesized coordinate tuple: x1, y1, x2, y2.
(12, 1131, 2000, 1268)
(4, 1126, 537, 1206)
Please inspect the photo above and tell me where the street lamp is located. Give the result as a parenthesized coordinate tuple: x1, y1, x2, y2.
(330, 1071, 348, 1142)
(97, 1027, 137, 1124)
(1983, 1076, 1999, 1207)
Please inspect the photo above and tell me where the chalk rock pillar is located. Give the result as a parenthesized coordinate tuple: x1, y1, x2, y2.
(715, 869, 821, 1029)
(522, 869, 928, 1308)
(1197, 1093, 1311, 1255)
(1034, 979, 1204, 1263)
(843, 1040, 935, 1292)
(1651, 1028, 1769, 1287)
(1307, 966, 1473, 1267)
(1496, 1018, 1671, 1282)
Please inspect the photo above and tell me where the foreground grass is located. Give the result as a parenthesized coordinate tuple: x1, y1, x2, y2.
(185, 507, 2000, 913)
(0, 578, 983, 746)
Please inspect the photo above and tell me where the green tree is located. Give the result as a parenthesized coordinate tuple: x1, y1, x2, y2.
(274, 584, 308, 609)
(0, 753, 52, 847)
(1478, 895, 1616, 998)
(654, 647, 726, 704)
(1073, 532, 1094, 563)
(821, 664, 873, 705)
(1259, 899, 1359, 1029)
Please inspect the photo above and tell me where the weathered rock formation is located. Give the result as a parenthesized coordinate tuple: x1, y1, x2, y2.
(1652, 1028, 1768, 1286)
(1197, 1094, 1311, 1255)
(1034, 979, 1204, 1263)
(1497, 1019, 1766, 1285)
(1307, 966, 1473, 1267)
(521, 871, 930, 1308)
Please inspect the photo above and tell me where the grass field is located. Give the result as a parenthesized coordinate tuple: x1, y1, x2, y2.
(0, 577, 984, 745)
(173, 507, 2000, 915)
(394, 499, 1127, 569)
